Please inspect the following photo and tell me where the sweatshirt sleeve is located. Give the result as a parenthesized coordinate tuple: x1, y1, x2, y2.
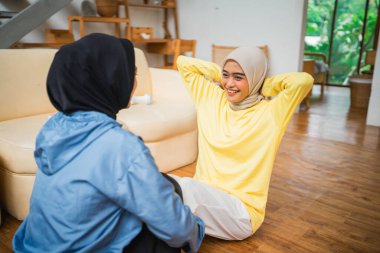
(176, 55, 223, 106)
(103, 139, 205, 253)
(261, 72, 313, 131)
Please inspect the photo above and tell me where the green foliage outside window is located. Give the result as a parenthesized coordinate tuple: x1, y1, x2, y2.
(305, 0, 378, 85)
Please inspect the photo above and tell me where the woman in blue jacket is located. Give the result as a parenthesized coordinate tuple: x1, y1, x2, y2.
(12, 33, 204, 253)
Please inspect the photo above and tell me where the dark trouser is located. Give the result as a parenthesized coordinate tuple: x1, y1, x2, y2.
(123, 174, 183, 253)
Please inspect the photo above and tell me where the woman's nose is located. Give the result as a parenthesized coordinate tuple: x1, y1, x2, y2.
(225, 77, 234, 87)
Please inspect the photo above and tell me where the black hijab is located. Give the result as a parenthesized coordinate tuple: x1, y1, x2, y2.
(47, 33, 135, 119)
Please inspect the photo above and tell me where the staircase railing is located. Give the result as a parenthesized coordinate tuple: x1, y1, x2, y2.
(0, 0, 72, 48)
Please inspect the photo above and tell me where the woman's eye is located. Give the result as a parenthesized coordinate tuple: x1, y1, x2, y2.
(222, 73, 229, 78)
(234, 76, 242, 81)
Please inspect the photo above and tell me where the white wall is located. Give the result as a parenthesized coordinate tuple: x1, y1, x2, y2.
(366, 36, 380, 126)
(177, 0, 308, 75)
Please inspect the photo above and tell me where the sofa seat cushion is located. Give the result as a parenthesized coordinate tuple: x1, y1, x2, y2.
(117, 101, 197, 142)
(0, 114, 52, 174)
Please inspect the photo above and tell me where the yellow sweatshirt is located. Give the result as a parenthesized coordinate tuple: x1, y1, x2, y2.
(177, 56, 313, 233)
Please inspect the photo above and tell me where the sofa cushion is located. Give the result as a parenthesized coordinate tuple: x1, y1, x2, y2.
(0, 49, 57, 122)
(117, 67, 197, 142)
(117, 101, 196, 142)
(0, 114, 52, 174)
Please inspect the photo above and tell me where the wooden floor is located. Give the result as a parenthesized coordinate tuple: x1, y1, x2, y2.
(1, 86, 380, 253)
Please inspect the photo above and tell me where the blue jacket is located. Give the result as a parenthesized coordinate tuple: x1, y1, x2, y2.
(13, 111, 204, 253)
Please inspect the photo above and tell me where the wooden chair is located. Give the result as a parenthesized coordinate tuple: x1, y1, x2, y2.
(212, 44, 237, 66)
(147, 39, 196, 69)
(362, 50, 376, 75)
(212, 44, 269, 66)
(302, 59, 316, 109)
(304, 52, 328, 96)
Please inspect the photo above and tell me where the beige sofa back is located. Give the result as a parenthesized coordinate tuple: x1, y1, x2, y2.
(0, 49, 57, 121)
(0, 48, 152, 122)
(134, 48, 152, 97)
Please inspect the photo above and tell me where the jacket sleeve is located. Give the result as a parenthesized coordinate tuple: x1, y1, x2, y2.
(176, 55, 223, 106)
(261, 72, 314, 132)
(102, 139, 205, 253)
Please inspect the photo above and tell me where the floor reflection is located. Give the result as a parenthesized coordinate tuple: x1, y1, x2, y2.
(288, 85, 380, 150)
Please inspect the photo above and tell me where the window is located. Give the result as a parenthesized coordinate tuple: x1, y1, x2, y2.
(305, 0, 379, 85)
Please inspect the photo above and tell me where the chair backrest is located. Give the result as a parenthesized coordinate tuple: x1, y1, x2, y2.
(365, 50, 376, 66)
(172, 39, 196, 69)
(212, 44, 269, 66)
(304, 52, 327, 63)
(303, 59, 316, 76)
(146, 39, 196, 69)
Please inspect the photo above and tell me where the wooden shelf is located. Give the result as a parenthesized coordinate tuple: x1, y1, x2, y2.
(132, 38, 171, 43)
(68, 16, 130, 24)
(129, 3, 175, 8)
(117, 1, 175, 8)
(12, 42, 69, 49)
(68, 16, 131, 39)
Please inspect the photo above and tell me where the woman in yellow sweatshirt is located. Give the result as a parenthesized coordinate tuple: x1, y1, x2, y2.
(171, 47, 313, 240)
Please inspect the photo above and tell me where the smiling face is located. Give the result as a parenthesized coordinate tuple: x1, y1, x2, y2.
(221, 60, 250, 103)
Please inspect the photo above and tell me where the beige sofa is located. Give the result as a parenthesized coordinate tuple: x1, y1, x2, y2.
(0, 48, 197, 220)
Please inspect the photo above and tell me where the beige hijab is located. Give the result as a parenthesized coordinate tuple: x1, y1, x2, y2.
(222, 47, 268, 110)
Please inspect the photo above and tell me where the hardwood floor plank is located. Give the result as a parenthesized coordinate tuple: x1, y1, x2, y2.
(0, 243, 13, 253)
(0, 212, 20, 252)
